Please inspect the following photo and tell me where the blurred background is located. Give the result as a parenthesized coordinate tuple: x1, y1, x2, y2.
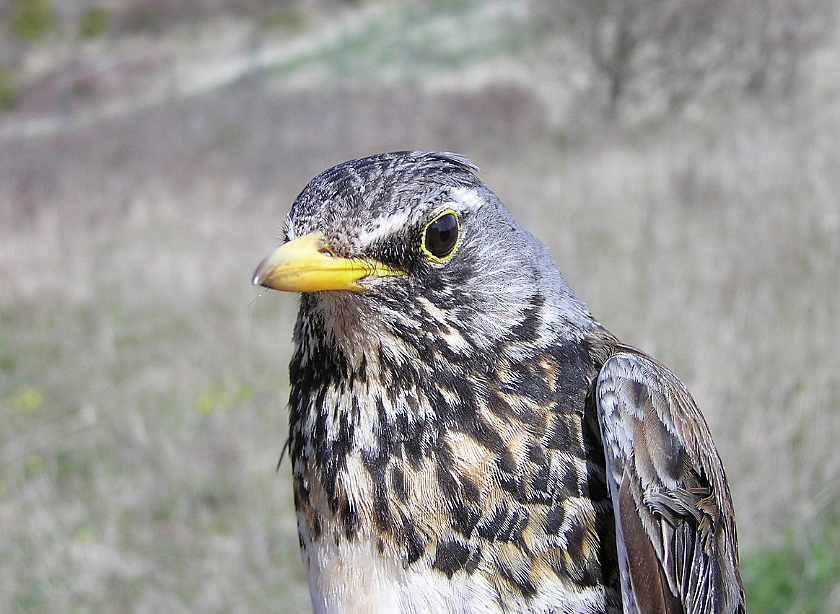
(1, 0, 839, 612)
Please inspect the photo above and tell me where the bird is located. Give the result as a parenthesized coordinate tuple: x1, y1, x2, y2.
(253, 151, 746, 614)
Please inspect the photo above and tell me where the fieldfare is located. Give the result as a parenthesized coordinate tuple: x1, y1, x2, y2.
(253, 151, 746, 614)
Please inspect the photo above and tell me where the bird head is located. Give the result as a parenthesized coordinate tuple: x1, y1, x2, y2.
(253, 151, 594, 363)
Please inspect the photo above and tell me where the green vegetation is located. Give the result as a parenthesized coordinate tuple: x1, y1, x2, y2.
(260, 9, 308, 33)
(743, 516, 840, 613)
(0, 68, 17, 111)
(78, 7, 112, 39)
(11, 0, 54, 40)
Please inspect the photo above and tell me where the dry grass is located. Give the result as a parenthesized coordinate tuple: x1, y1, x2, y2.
(1, 1, 839, 611)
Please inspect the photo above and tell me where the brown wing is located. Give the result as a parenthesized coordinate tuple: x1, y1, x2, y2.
(595, 346, 746, 614)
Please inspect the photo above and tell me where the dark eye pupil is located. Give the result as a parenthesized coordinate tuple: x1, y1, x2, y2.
(425, 213, 459, 258)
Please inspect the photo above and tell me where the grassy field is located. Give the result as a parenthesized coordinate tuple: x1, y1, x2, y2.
(1, 1, 839, 612)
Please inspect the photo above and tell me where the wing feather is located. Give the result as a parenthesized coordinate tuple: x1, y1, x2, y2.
(595, 346, 745, 614)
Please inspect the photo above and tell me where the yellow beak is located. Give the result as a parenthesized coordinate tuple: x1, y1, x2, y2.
(252, 232, 404, 293)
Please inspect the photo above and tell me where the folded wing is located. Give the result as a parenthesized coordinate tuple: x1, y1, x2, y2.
(595, 346, 745, 614)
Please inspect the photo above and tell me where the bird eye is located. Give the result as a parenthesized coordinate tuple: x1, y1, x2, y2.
(422, 211, 460, 261)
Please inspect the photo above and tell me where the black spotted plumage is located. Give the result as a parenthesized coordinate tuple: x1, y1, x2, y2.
(254, 151, 745, 614)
